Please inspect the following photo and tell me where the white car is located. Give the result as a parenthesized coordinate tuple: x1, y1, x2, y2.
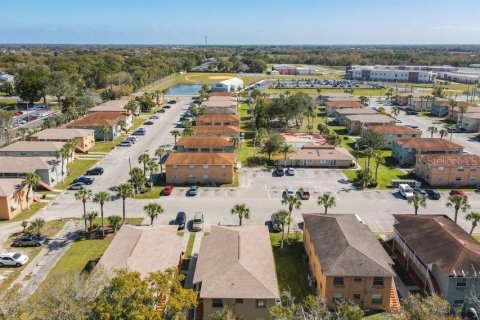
(0, 252, 29, 267)
(398, 184, 414, 199)
(284, 186, 295, 197)
(286, 168, 296, 176)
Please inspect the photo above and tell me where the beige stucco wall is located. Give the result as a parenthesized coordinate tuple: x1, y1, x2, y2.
(202, 298, 275, 320)
(166, 164, 234, 185)
(0, 188, 29, 221)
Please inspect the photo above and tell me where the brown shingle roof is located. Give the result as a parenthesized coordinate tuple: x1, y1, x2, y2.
(0, 178, 24, 197)
(393, 215, 480, 277)
(303, 214, 394, 277)
(176, 136, 233, 149)
(325, 101, 364, 108)
(165, 153, 234, 166)
(67, 112, 126, 127)
(0, 157, 57, 173)
(196, 114, 240, 123)
(335, 108, 377, 115)
(202, 100, 237, 108)
(193, 226, 279, 299)
(89, 99, 129, 112)
(193, 125, 240, 134)
(394, 138, 463, 151)
(345, 114, 395, 123)
(30, 128, 94, 140)
(98, 225, 182, 278)
(370, 125, 422, 134)
(396, 92, 432, 98)
(0, 141, 65, 152)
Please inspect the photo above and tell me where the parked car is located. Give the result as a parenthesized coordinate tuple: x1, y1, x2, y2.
(413, 188, 427, 197)
(144, 121, 154, 125)
(284, 186, 295, 198)
(425, 189, 441, 200)
(149, 115, 159, 119)
(286, 167, 296, 176)
(450, 189, 468, 200)
(158, 109, 166, 113)
(405, 109, 418, 115)
(297, 188, 311, 200)
(0, 252, 28, 267)
(398, 184, 414, 199)
(118, 140, 133, 147)
(192, 212, 204, 231)
(270, 213, 282, 232)
(395, 119, 403, 123)
(275, 166, 285, 176)
(447, 127, 460, 133)
(164, 105, 171, 109)
(406, 125, 419, 129)
(125, 136, 137, 144)
(188, 186, 199, 196)
(86, 167, 104, 175)
(163, 185, 174, 196)
(175, 211, 187, 230)
(167, 100, 176, 104)
(13, 235, 46, 247)
(67, 182, 86, 190)
(132, 129, 146, 136)
(73, 176, 95, 185)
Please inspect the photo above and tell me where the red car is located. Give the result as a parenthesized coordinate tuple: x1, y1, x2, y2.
(163, 185, 174, 196)
(449, 189, 468, 200)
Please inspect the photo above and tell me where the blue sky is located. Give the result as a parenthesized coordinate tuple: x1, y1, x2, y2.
(1, 0, 479, 45)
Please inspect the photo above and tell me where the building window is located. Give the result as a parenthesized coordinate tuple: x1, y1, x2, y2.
(354, 277, 362, 282)
(203, 164, 209, 169)
(173, 165, 177, 170)
(352, 294, 361, 302)
(438, 166, 445, 171)
(172, 175, 177, 179)
(235, 299, 244, 304)
(189, 165, 195, 170)
(456, 278, 467, 287)
(255, 299, 266, 308)
(333, 277, 344, 286)
(221, 165, 226, 169)
(458, 166, 464, 171)
(455, 177, 462, 182)
(373, 277, 384, 287)
(470, 166, 477, 171)
(212, 299, 223, 308)
(371, 294, 383, 304)
(454, 299, 464, 307)
(332, 293, 343, 303)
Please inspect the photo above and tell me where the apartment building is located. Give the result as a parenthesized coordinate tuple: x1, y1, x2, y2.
(0, 178, 28, 220)
(303, 214, 397, 311)
(392, 138, 464, 166)
(325, 101, 365, 117)
(369, 125, 422, 149)
(67, 112, 131, 141)
(195, 114, 240, 127)
(193, 125, 240, 138)
(334, 108, 377, 125)
(30, 128, 95, 153)
(176, 136, 234, 153)
(0, 157, 67, 188)
(345, 114, 396, 135)
(0, 141, 66, 159)
(282, 145, 355, 168)
(458, 113, 480, 132)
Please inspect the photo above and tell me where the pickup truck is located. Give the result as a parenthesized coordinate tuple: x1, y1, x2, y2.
(297, 188, 311, 200)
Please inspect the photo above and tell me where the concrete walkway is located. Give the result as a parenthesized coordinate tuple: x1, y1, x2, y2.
(184, 232, 204, 289)
(11, 220, 81, 295)
(181, 231, 192, 250)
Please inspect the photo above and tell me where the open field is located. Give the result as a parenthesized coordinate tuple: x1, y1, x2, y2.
(265, 87, 390, 97)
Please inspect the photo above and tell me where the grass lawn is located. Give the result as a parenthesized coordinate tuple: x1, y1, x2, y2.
(271, 233, 312, 300)
(7, 202, 48, 222)
(88, 141, 114, 153)
(362, 313, 388, 320)
(132, 186, 165, 199)
(474, 234, 480, 243)
(55, 159, 99, 190)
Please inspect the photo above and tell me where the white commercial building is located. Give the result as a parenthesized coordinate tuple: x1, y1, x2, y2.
(211, 77, 244, 92)
(436, 70, 480, 84)
(347, 65, 435, 83)
(0, 72, 14, 83)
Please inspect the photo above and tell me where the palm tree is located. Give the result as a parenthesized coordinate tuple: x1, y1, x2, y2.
(86, 211, 98, 230)
(130, 167, 146, 193)
(116, 183, 134, 222)
(170, 130, 181, 147)
(279, 144, 294, 167)
(99, 125, 109, 142)
(66, 138, 78, 163)
(117, 119, 127, 132)
(281, 195, 302, 241)
(407, 193, 427, 215)
(57, 145, 69, 178)
(144, 203, 164, 225)
(427, 126, 438, 138)
(230, 136, 240, 153)
(18, 127, 30, 141)
(458, 104, 469, 125)
(29, 218, 45, 236)
(125, 100, 139, 115)
(439, 129, 448, 139)
(373, 151, 385, 181)
(108, 215, 123, 233)
(155, 146, 166, 173)
(231, 203, 251, 226)
(138, 153, 151, 177)
(274, 209, 290, 248)
(146, 159, 159, 183)
(93, 191, 111, 237)
(22, 172, 40, 210)
(317, 192, 337, 214)
(446, 195, 471, 223)
(363, 147, 375, 175)
(448, 99, 457, 120)
(21, 220, 28, 233)
(392, 106, 401, 119)
(466, 211, 480, 235)
(75, 188, 93, 231)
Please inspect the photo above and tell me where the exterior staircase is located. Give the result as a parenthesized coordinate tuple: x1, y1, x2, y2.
(156, 291, 168, 315)
(389, 279, 400, 313)
(194, 298, 204, 320)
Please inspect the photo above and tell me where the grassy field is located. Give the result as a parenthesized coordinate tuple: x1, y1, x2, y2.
(265, 87, 390, 97)
(133, 186, 164, 199)
(474, 234, 480, 243)
(238, 102, 263, 165)
(6, 202, 48, 222)
(271, 233, 312, 300)
(55, 159, 99, 190)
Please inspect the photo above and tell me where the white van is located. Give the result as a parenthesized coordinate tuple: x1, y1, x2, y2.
(399, 184, 414, 199)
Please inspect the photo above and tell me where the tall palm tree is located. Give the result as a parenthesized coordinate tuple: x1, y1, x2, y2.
(93, 191, 111, 237)
(86, 211, 98, 230)
(427, 126, 438, 138)
(155, 146, 166, 173)
(57, 145, 69, 178)
(144, 203, 164, 225)
(138, 153, 151, 177)
(466, 211, 480, 235)
(448, 99, 457, 120)
(458, 104, 469, 125)
(281, 195, 302, 240)
(392, 106, 401, 119)
(446, 195, 471, 223)
(108, 215, 123, 233)
(66, 138, 79, 163)
(130, 167, 146, 193)
(363, 148, 375, 174)
(22, 172, 40, 210)
(146, 159, 159, 183)
(75, 188, 93, 231)
(279, 144, 294, 167)
(373, 151, 385, 181)
(439, 129, 448, 139)
(116, 183, 134, 222)
(407, 193, 427, 215)
(99, 125, 109, 142)
(317, 192, 337, 214)
(274, 209, 290, 248)
(30, 218, 45, 236)
(231, 203, 251, 226)
(117, 119, 127, 132)
(170, 130, 181, 147)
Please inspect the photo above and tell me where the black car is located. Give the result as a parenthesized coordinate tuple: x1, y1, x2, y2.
(425, 189, 441, 200)
(73, 176, 95, 185)
(447, 127, 460, 133)
(144, 121, 154, 125)
(164, 105, 171, 109)
(413, 188, 427, 197)
(275, 166, 285, 176)
(175, 211, 187, 230)
(158, 109, 166, 113)
(168, 100, 176, 104)
(13, 235, 46, 247)
(85, 167, 104, 175)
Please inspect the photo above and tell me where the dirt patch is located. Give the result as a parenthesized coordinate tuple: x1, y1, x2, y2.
(208, 76, 232, 80)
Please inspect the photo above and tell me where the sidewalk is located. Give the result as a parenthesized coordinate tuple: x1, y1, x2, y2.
(184, 232, 204, 289)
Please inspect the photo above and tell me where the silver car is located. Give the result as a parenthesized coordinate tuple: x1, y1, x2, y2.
(192, 212, 204, 231)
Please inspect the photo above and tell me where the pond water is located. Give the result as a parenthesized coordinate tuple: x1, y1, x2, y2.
(166, 84, 202, 95)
